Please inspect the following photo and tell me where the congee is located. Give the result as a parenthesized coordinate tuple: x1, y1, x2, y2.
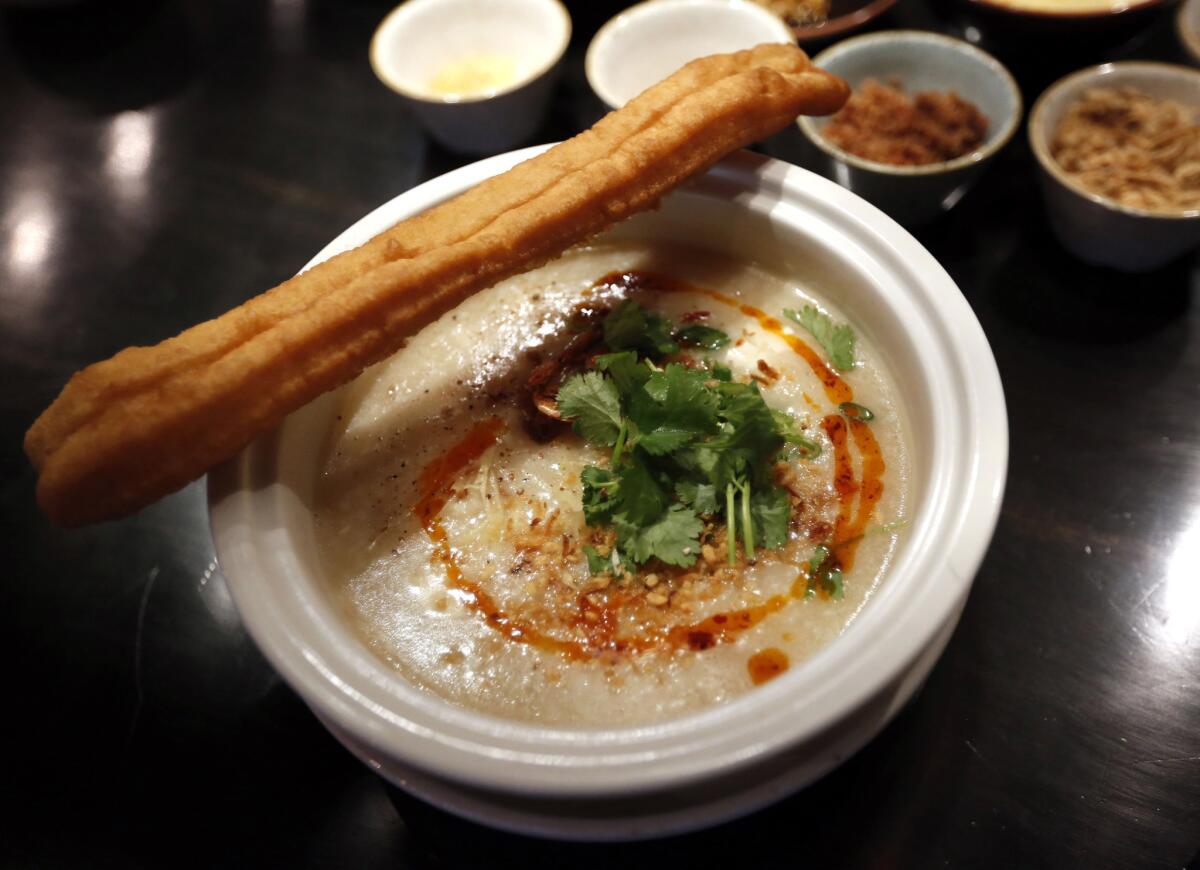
(314, 242, 910, 726)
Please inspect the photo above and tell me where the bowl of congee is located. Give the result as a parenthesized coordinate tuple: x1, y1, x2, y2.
(208, 147, 1007, 839)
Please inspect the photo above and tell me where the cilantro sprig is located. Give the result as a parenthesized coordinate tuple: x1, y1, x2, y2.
(784, 305, 856, 372)
(558, 302, 815, 573)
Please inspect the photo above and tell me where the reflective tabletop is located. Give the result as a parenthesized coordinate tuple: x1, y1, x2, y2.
(3, 1, 1197, 867)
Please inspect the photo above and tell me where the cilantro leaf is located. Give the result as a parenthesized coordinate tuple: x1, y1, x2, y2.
(672, 443, 727, 488)
(784, 305, 856, 372)
(612, 455, 667, 526)
(595, 351, 649, 397)
(604, 300, 679, 356)
(583, 545, 610, 576)
(676, 324, 730, 349)
(750, 485, 791, 550)
(713, 381, 783, 458)
(676, 480, 718, 514)
(557, 372, 622, 445)
(772, 409, 822, 460)
(581, 465, 618, 525)
(636, 428, 694, 455)
(616, 504, 703, 567)
(631, 364, 720, 438)
(809, 544, 831, 575)
(706, 360, 733, 382)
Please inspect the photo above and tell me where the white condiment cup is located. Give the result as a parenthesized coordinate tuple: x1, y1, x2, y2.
(585, 0, 796, 110)
(1028, 62, 1200, 272)
(209, 147, 1008, 840)
(796, 30, 1022, 228)
(369, 0, 571, 154)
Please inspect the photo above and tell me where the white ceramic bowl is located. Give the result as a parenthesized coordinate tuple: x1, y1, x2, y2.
(1028, 62, 1200, 272)
(797, 31, 1022, 227)
(585, 0, 795, 110)
(209, 147, 1007, 840)
(370, 0, 571, 154)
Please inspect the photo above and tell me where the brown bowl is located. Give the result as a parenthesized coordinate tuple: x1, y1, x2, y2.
(790, 0, 901, 43)
(1178, 0, 1200, 63)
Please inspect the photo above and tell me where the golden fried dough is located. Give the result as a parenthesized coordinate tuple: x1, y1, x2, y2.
(26, 44, 848, 527)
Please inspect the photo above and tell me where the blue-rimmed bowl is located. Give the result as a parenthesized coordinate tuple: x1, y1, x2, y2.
(797, 30, 1022, 227)
(1028, 62, 1200, 271)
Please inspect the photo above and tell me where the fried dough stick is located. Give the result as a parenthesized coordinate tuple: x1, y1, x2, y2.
(28, 44, 825, 466)
(26, 44, 848, 527)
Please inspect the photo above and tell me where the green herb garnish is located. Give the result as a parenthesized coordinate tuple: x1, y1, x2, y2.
(559, 302, 815, 572)
(676, 324, 731, 350)
(806, 544, 845, 600)
(706, 359, 733, 382)
(772, 409, 822, 460)
(557, 372, 623, 446)
(839, 401, 875, 422)
(583, 545, 611, 576)
(604, 299, 679, 356)
(784, 305, 856, 372)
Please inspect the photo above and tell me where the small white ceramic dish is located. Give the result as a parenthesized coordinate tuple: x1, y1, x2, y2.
(370, 0, 571, 154)
(797, 30, 1022, 227)
(585, 0, 795, 110)
(209, 147, 1008, 840)
(1028, 62, 1200, 272)
(1180, 0, 1200, 64)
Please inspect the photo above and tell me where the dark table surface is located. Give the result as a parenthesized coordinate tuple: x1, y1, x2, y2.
(3, 1, 1198, 867)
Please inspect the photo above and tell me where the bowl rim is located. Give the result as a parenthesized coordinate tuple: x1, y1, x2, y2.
(584, 0, 796, 110)
(796, 30, 1023, 177)
(1028, 60, 1200, 222)
(369, 0, 572, 105)
(791, 0, 900, 43)
(209, 146, 1009, 799)
(966, 0, 1166, 20)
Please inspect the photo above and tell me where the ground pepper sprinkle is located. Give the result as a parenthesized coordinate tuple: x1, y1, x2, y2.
(821, 78, 989, 166)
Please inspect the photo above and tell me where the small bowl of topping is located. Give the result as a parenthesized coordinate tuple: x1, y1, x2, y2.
(585, 0, 795, 110)
(1029, 62, 1200, 271)
(370, 0, 571, 154)
(749, 0, 901, 43)
(796, 30, 1022, 227)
